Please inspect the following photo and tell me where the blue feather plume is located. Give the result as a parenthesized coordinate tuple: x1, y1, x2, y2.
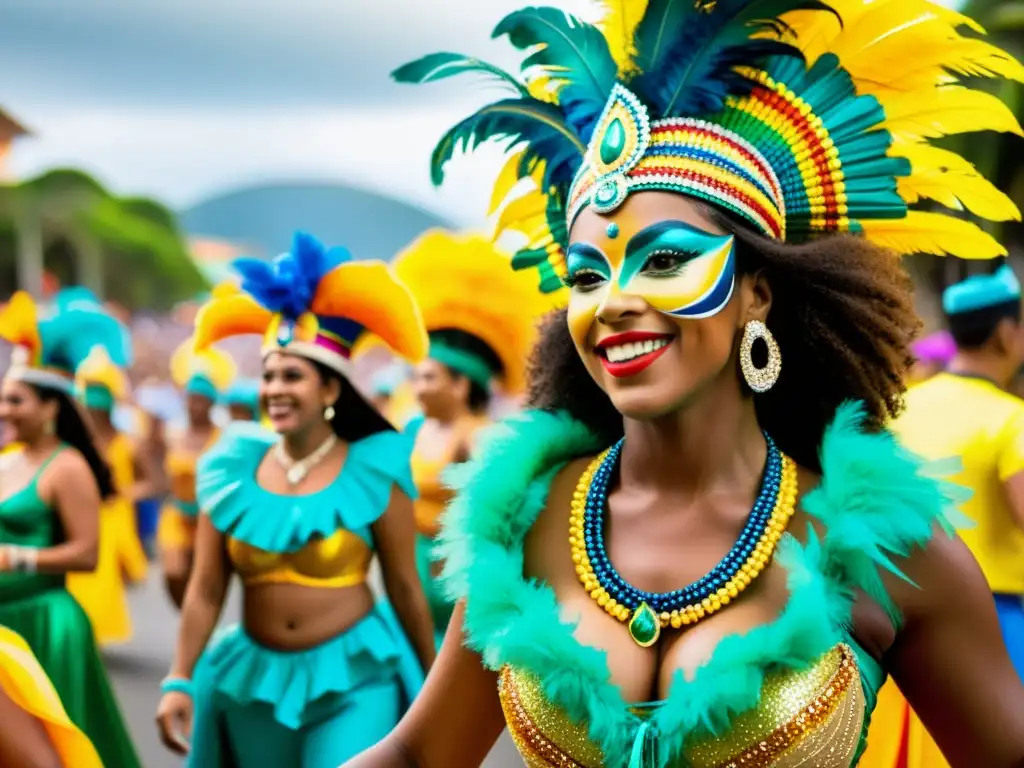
(232, 231, 349, 320)
(43, 287, 132, 370)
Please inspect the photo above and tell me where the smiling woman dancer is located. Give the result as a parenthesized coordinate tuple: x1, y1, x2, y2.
(157, 338, 235, 608)
(345, 1, 1024, 767)
(0, 292, 141, 768)
(156, 232, 436, 767)
(392, 230, 552, 642)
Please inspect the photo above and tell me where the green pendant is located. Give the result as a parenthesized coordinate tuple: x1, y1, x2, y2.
(628, 602, 660, 648)
(600, 117, 627, 165)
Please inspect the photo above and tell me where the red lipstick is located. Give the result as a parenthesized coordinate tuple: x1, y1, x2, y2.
(595, 331, 674, 379)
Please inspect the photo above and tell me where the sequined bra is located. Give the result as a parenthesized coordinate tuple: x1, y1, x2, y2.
(500, 644, 864, 768)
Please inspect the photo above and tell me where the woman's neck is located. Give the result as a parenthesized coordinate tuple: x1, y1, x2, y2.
(23, 433, 61, 456)
(431, 400, 472, 427)
(281, 424, 336, 459)
(619, 378, 766, 495)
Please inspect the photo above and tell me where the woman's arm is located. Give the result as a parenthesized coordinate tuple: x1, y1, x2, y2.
(20, 452, 100, 573)
(0, 685, 62, 768)
(886, 529, 1024, 767)
(129, 444, 165, 501)
(167, 515, 231, 680)
(373, 488, 437, 672)
(344, 602, 505, 768)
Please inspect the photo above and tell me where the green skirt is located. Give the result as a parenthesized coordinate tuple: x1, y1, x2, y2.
(0, 585, 141, 768)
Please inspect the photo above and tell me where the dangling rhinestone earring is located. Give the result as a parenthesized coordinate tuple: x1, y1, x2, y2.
(323, 404, 336, 421)
(740, 319, 781, 393)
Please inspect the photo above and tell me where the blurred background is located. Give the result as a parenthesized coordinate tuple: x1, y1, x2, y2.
(0, 0, 1020, 764)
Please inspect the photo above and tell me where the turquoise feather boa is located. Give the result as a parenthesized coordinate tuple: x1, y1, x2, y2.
(436, 402, 969, 767)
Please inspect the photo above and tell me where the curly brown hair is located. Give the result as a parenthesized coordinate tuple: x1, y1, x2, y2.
(526, 207, 920, 473)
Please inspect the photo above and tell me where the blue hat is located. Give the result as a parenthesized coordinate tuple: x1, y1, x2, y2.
(943, 265, 1022, 316)
(222, 378, 260, 415)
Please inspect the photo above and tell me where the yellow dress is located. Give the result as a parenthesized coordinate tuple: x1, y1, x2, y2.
(67, 433, 148, 645)
(0, 626, 103, 767)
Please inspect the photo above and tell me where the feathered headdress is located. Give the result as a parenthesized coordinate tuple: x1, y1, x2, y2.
(222, 378, 261, 416)
(0, 288, 131, 395)
(170, 338, 236, 399)
(391, 229, 559, 394)
(395, 0, 1023, 292)
(193, 231, 428, 375)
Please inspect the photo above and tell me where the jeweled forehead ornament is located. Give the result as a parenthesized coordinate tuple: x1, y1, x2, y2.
(567, 83, 786, 240)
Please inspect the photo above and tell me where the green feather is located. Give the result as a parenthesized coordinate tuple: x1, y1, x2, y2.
(492, 7, 616, 103)
(428, 98, 584, 186)
(391, 52, 529, 98)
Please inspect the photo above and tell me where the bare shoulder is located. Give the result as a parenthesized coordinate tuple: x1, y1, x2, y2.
(885, 525, 984, 619)
(48, 447, 92, 478)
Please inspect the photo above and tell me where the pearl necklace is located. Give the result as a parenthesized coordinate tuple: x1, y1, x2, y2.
(569, 435, 797, 647)
(273, 433, 338, 486)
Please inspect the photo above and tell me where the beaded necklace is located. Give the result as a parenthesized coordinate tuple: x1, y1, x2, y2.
(569, 435, 798, 647)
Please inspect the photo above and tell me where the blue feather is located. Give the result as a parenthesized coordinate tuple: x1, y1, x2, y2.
(43, 288, 132, 370)
(631, 0, 835, 117)
(231, 231, 340, 319)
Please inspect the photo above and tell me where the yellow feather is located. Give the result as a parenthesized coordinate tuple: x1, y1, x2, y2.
(391, 230, 561, 394)
(495, 188, 549, 238)
(880, 86, 1023, 142)
(170, 339, 236, 392)
(896, 172, 1020, 222)
(891, 141, 1021, 221)
(489, 151, 526, 216)
(597, 0, 648, 77)
(861, 211, 1006, 259)
(0, 292, 42, 365)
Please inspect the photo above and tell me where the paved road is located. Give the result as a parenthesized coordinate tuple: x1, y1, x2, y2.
(105, 572, 521, 767)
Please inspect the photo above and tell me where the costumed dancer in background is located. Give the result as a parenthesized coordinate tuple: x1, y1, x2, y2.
(863, 266, 1024, 768)
(157, 338, 235, 608)
(223, 378, 261, 422)
(156, 232, 436, 767)
(392, 229, 553, 644)
(370, 362, 419, 429)
(348, 1, 1024, 766)
(0, 625, 102, 768)
(0, 292, 141, 767)
(66, 293, 153, 647)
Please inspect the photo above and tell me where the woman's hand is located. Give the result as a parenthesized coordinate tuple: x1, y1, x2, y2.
(155, 690, 193, 755)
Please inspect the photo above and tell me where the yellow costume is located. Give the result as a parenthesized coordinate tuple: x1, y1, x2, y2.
(0, 626, 103, 767)
(67, 342, 149, 646)
(155, 339, 234, 553)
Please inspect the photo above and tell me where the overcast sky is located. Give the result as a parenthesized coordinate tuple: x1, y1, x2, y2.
(0, 0, 965, 228)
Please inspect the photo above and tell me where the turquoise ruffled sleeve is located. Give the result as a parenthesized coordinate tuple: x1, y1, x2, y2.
(197, 422, 417, 552)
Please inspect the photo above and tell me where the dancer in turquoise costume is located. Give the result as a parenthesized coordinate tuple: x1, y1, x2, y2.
(223, 378, 261, 422)
(0, 289, 141, 768)
(347, 1, 1024, 766)
(156, 231, 437, 767)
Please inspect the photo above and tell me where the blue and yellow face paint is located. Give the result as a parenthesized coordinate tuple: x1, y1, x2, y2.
(563, 219, 735, 339)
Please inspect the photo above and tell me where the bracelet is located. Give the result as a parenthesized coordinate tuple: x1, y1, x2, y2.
(160, 675, 194, 697)
(4, 545, 38, 573)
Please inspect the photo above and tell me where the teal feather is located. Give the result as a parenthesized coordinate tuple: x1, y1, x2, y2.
(391, 52, 529, 98)
(43, 287, 131, 373)
(493, 7, 616, 138)
(424, 97, 584, 187)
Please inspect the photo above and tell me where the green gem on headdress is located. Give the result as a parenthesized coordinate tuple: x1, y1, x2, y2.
(574, 84, 651, 217)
